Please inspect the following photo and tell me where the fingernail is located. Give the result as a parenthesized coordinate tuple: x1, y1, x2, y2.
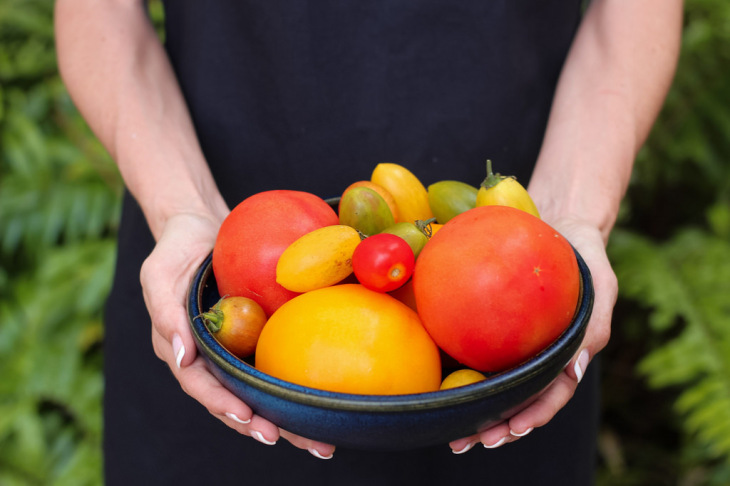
(308, 448, 334, 460)
(483, 437, 507, 449)
(225, 412, 251, 424)
(251, 430, 277, 446)
(574, 349, 589, 383)
(510, 427, 534, 438)
(452, 441, 476, 454)
(172, 333, 185, 368)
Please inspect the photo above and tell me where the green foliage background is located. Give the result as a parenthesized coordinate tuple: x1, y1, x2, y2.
(0, 1, 728, 484)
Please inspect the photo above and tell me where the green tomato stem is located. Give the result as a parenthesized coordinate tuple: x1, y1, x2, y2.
(480, 159, 504, 190)
(200, 298, 225, 333)
(416, 218, 438, 237)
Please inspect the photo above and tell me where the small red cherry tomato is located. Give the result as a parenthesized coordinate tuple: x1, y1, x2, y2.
(352, 233, 415, 292)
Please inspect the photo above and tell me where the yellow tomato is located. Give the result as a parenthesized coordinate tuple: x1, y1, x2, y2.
(475, 160, 540, 218)
(371, 163, 434, 223)
(440, 369, 488, 390)
(256, 284, 442, 395)
(276, 225, 361, 293)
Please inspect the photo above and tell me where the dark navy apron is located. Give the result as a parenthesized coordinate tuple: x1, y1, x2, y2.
(104, 2, 599, 484)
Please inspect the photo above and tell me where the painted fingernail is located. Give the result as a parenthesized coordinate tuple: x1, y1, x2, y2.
(308, 448, 334, 460)
(574, 349, 590, 383)
(172, 333, 185, 368)
(251, 430, 277, 446)
(483, 437, 507, 449)
(452, 441, 476, 454)
(510, 427, 534, 438)
(225, 412, 251, 425)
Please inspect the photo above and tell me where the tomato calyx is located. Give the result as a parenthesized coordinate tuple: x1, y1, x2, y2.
(479, 159, 513, 190)
(415, 218, 438, 238)
(200, 297, 226, 333)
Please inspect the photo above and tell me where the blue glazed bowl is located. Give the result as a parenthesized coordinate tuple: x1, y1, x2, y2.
(187, 249, 593, 451)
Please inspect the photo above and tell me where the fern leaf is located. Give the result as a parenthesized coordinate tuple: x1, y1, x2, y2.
(609, 227, 730, 466)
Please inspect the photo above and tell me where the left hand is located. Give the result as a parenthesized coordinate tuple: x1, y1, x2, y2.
(449, 216, 617, 453)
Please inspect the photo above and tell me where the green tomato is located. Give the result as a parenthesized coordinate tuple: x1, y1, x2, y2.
(380, 221, 430, 259)
(339, 186, 395, 236)
(427, 180, 478, 224)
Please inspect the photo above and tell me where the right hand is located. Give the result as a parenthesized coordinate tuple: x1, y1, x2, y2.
(139, 211, 336, 459)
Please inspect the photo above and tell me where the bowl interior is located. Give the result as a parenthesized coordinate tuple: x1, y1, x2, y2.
(187, 247, 594, 412)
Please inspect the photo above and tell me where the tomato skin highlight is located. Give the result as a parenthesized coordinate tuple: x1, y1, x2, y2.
(212, 190, 338, 316)
(413, 205, 580, 372)
(353, 233, 415, 293)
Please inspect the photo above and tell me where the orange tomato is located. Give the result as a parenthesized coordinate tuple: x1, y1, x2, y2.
(428, 223, 444, 237)
(255, 284, 442, 395)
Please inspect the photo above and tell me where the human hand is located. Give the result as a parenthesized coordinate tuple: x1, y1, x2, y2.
(449, 216, 616, 454)
(140, 211, 336, 459)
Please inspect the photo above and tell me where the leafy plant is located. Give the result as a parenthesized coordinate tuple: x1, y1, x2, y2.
(601, 0, 730, 483)
(1, 0, 122, 484)
(609, 226, 730, 483)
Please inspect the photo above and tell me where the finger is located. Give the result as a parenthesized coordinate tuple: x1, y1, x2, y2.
(449, 435, 480, 454)
(478, 421, 515, 449)
(279, 429, 336, 459)
(564, 248, 617, 383)
(506, 370, 578, 435)
(152, 326, 251, 418)
(153, 326, 292, 448)
(449, 420, 514, 453)
(141, 256, 203, 369)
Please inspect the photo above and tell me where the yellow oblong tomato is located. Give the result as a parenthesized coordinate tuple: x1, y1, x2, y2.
(276, 225, 361, 293)
(371, 163, 434, 223)
(475, 160, 540, 218)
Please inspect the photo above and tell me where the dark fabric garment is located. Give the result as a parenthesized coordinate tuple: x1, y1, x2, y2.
(161, 0, 582, 204)
(104, 1, 598, 484)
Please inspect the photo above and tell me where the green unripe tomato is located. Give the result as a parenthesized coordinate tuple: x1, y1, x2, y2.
(339, 186, 395, 236)
(427, 180, 478, 224)
(380, 221, 430, 258)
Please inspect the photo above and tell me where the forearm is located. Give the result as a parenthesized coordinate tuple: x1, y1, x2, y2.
(55, 0, 228, 239)
(528, 0, 683, 241)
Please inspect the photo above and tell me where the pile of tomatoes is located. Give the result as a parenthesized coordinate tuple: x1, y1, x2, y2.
(203, 162, 580, 395)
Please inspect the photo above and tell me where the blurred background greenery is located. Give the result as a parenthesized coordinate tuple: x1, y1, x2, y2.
(1, 0, 729, 484)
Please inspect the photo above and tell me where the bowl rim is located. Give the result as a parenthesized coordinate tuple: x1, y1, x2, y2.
(187, 246, 594, 412)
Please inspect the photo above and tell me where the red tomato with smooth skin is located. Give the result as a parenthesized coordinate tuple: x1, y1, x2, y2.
(352, 233, 415, 293)
(413, 205, 580, 373)
(212, 190, 338, 316)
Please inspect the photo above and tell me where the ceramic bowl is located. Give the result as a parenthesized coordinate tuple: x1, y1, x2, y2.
(187, 248, 593, 451)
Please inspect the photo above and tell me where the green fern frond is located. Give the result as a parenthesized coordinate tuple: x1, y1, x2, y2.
(609, 228, 730, 466)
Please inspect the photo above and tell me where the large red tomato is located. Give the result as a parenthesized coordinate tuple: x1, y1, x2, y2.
(212, 190, 338, 316)
(413, 205, 580, 372)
